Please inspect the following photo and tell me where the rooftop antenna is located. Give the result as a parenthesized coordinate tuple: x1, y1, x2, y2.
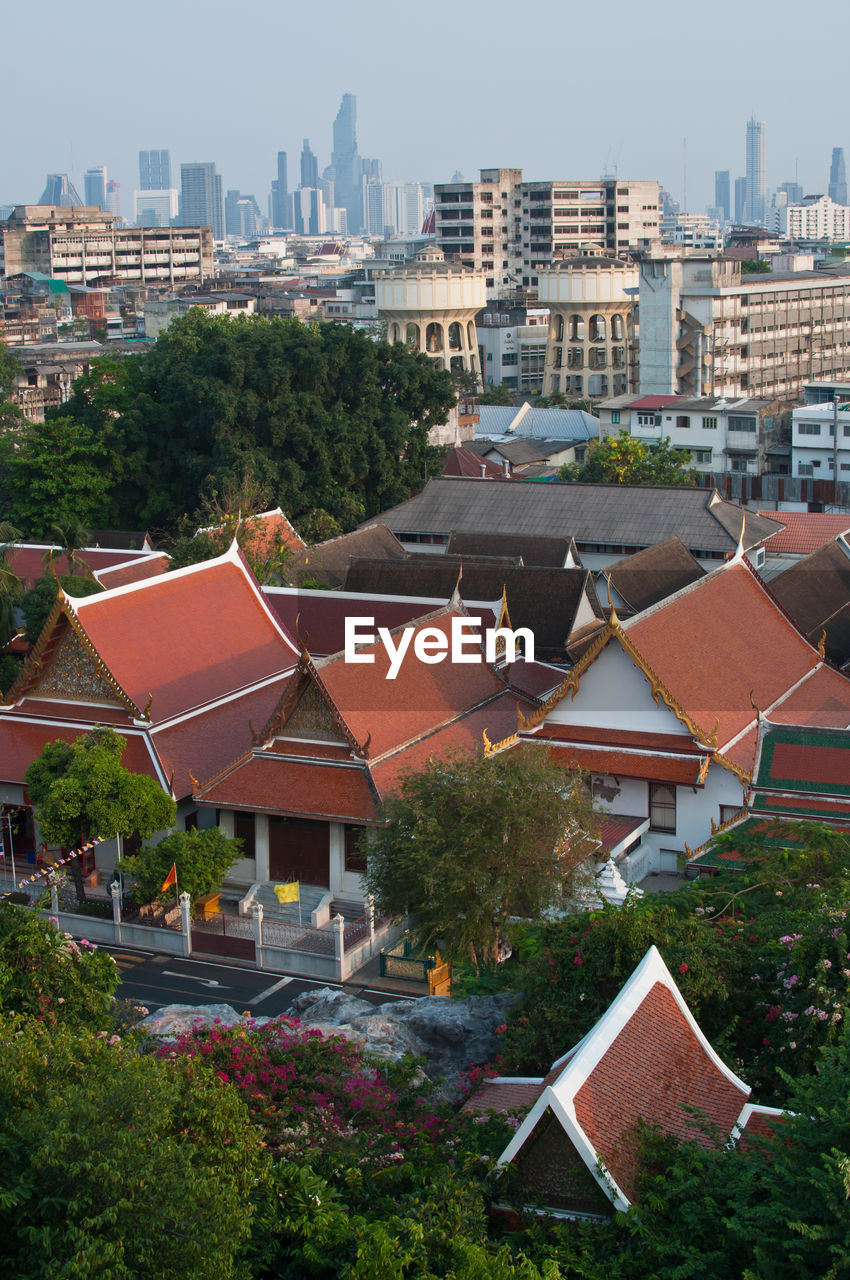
(682, 137, 687, 215)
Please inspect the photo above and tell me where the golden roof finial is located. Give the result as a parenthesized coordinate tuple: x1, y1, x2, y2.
(188, 769, 199, 790)
(817, 629, 827, 659)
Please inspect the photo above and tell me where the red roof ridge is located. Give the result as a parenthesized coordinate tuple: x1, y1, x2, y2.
(192, 748, 254, 798)
(146, 669, 294, 733)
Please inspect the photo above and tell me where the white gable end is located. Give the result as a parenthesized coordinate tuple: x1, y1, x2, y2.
(547, 640, 691, 735)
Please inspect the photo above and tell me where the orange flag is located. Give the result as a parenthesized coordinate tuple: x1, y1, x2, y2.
(161, 864, 177, 892)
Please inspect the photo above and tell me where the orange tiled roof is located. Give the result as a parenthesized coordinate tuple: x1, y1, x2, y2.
(92, 555, 171, 588)
(194, 754, 379, 823)
(624, 561, 832, 766)
(0, 718, 160, 787)
(573, 980, 749, 1203)
(538, 742, 704, 785)
(69, 548, 298, 721)
(758, 510, 850, 556)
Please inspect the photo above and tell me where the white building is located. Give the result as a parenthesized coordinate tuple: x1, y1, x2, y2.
(134, 189, 179, 227)
(777, 193, 850, 241)
(374, 244, 486, 378)
(791, 400, 850, 480)
(660, 212, 724, 250)
(536, 257, 638, 399)
(597, 393, 787, 476)
(477, 305, 549, 394)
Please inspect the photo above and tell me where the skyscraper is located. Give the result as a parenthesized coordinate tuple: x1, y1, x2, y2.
(829, 147, 847, 205)
(106, 180, 121, 219)
(744, 116, 766, 226)
(270, 151, 289, 229)
(181, 162, 224, 239)
(331, 93, 362, 233)
(140, 150, 172, 190)
(734, 176, 747, 223)
(300, 140, 319, 190)
(84, 166, 107, 209)
(38, 173, 83, 205)
(714, 170, 730, 221)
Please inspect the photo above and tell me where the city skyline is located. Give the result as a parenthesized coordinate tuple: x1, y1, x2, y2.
(3, 0, 847, 219)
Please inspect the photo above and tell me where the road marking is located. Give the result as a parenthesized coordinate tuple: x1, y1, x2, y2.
(162, 971, 228, 989)
(248, 976, 293, 1005)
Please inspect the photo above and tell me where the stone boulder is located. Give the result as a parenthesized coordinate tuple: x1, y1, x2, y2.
(140, 989, 517, 1098)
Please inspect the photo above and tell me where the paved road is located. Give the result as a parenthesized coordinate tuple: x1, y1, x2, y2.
(107, 947, 413, 1017)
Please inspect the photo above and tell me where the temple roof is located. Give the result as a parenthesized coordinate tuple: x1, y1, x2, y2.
(605, 536, 705, 615)
(497, 946, 781, 1214)
(446, 530, 578, 568)
(768, 536, 850, 668)
(282, 522, 407, 589)
(757, 510, 850, 557)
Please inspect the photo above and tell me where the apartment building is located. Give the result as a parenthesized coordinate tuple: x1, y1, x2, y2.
(536, 256, 639, 399)
(433, 169, 660, 298)
(638, 255, 850, 401)
(477, 302, 549, 394)
(791, 400, 850, 480)
(0, 206, 213, 287)
(597, 393, 787, 476)
(776, 193, 850, 241)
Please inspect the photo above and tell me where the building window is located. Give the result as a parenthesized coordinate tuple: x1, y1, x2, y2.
(649, 783, 676, 833)
(637, 413, 659, 427)
(797, 422, 822, 435)
(719, 805, 741, 826)
(702, 416, 717, 429)
(502, 352, 518, 365)
(611, 410, 620, 424)
(344, 825, 368, 873)
(676, 415, 690, 429)
(728, 415, 757, 432)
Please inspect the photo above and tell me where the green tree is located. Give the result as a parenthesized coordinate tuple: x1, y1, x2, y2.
(0, 1018, 266, 1280)
(0, 903, 118, 1029)
(24, 728, 176, 902)
(0, 520, 22, 647)
(365, 748, 599, 973)
(741, 257, 772, 274)
(64, 310, 454, 534)
(0, 338, 24, 432)
(0, 415, 116, 536)
(479, 383, 515, 406)
(561, 431, 697, 486)
(20, 571, 104, 645)
(124, 827, 242, 904)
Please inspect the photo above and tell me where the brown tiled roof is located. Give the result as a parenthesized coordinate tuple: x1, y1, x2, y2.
(343, 559, 604, 659)
(442, 446, 505, 479)
(194, 755, 379, 823)
(93, 555, 171, 588)
(0, 717, 159, 786)
(464, 1080, 544, 1116)
(606, 537, 705, 614)
(446, 530, 574, 567)
(768, 538, 850, 667)
(283, 523, 407, 589)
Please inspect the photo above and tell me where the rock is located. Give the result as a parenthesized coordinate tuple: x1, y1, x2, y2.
(139, 1003, 252, 1037)
(137, 989, 518, 1100)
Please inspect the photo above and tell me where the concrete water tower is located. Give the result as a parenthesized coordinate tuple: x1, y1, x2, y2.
(374, 244, 486, 381)
(536, 256, 639, 400)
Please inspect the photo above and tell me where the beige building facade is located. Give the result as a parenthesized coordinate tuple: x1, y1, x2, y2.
(537, 257, 639, 399)
(0, 206, 213, 287)
(374, 245, 486, 380)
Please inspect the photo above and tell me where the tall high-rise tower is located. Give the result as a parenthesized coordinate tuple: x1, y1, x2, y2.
(331, 93, 362, 234)
(744, 116, 766, 226)
(829, 148, 847, 205)
(84, 166, 107, 209)
(180, 162, 224, 239)
(139, 150, 172, 190)
(300, 140, 319, 190)
(714, 170, 730, 221)
(270, 151, 289, 229)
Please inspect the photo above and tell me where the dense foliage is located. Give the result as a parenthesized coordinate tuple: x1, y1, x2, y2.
(0, 416, 114, 535)
(125, 827, 243, 904)
(0, 904, 118, 1029)
(560, 430, 697, 486)
(0, 1018, 266, 1280)
(49, 310, 454, 536)
(366, 748, 599, 970)
(21, 571, 104, 644)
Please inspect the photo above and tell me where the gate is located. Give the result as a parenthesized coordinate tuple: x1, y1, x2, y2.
(192, 913, 256, 962)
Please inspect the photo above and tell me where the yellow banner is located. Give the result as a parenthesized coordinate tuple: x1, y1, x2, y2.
(274, 881, 300, 904)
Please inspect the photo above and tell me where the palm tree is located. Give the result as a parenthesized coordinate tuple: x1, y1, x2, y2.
(43, 517, 91, 580)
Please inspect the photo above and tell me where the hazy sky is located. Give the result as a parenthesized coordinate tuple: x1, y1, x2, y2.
(4, 0, 846, 216)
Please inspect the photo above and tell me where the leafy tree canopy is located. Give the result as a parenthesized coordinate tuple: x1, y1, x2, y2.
(0, 338, 24, 432)
(0, 904, 118, 1029)
(365, 747, 599, 972)
(0, 415, 117, 537)
(21, 572, 103, 645)
(0, 1018, 266, 1280)
(561, 430, 697, 486)
(741, 257, 772, 273)
(125, 827, 242, 904)
(24, 727, 176, 854)
(55, 310, 455, 535)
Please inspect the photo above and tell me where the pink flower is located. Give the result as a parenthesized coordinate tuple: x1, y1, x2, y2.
(678, 963, 689, 973)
